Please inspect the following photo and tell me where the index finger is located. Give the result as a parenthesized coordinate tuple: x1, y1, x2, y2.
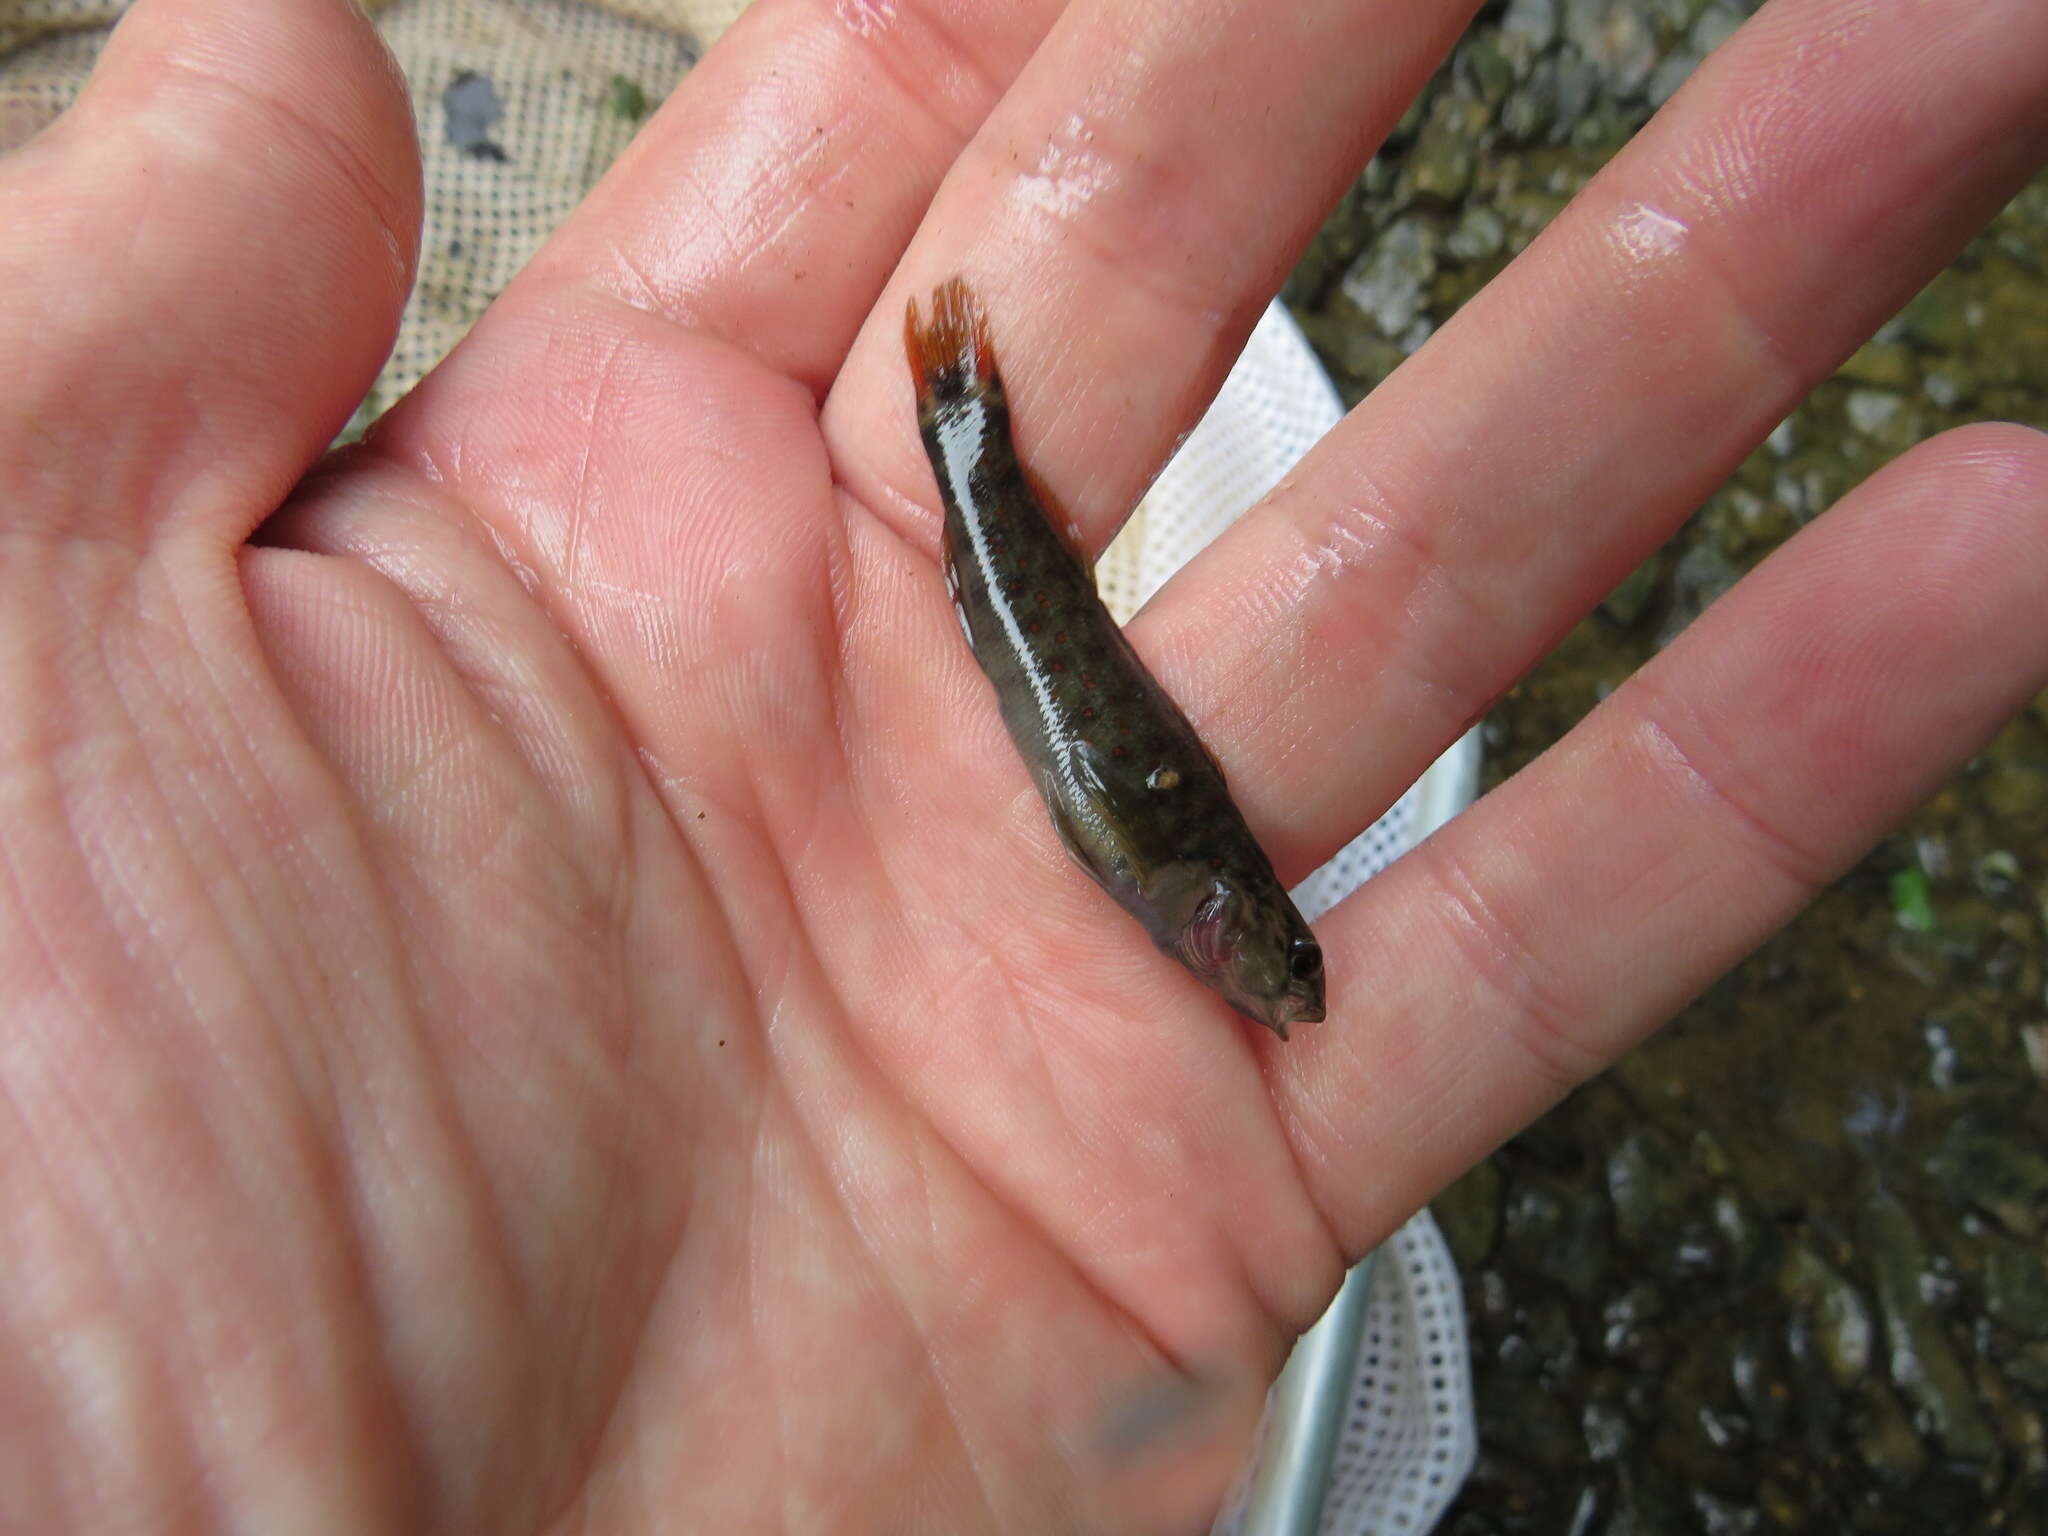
(491, 0, 1067, 396)
(819, 0, 1480, 552)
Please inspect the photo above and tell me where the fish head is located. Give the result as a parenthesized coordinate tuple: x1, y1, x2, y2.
(1170, 880, 1326, 1040)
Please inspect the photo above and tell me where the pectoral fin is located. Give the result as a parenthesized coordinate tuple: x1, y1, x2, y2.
(1043, 741, 1137, 890)
(1139, 859, 1219, 937)
(1044, 743, 1220, 948)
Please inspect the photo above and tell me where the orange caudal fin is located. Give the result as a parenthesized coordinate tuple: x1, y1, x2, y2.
(905, 276, 1001, 409)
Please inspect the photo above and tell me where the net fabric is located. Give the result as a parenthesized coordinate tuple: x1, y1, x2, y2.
(0, 0, 734, 399)
(1, 5, 1475, 1530)
(371, 0, 704, 404)
(1318, 1220, 1476, 1535)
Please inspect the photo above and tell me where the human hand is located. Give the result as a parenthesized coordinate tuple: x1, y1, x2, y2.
(2, 0, 2043, 1529)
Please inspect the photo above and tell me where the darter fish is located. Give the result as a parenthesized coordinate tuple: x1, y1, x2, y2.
(904, 276, 1325, 1038)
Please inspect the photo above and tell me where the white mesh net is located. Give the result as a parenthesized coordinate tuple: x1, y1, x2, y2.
(1, 4, 1477, 1530)
(1320, 1222, 1477, 1534)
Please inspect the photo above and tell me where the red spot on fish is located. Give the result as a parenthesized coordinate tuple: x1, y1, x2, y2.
(1112, 745, 1126, 759)
(1081, 707, 1095, 720)
(1055, 631, 1068, 644)
(1050, 660, 1064, 672)
(1209, 856, 1224, 870)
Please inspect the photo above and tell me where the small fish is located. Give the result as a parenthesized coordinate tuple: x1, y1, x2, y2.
(904, 277, 1325, 1038)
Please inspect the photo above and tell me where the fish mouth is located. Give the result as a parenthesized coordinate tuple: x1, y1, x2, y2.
(1256, 989, 1326, 1042)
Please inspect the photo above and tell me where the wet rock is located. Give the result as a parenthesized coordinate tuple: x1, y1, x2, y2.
(1496, 185, 1572, 248)
(1922, 361, 1977, 410)
(1689, 1129, 1733, 1179)
(1970, 848, 2023, 902)
(1479, 1376, 1583, 1467)
(1458, 1446, 1551, 1517)
(1844, 388, 1924, 451)
(1600, 1282, 1667, 1365)
(1689, 1488, 1760, 1535)
(1295, 308, 1407, 389)
(1498, 75, 1554, 143)
(1777, 1240, 1874, 1387)
(1503, 0, 1560, 51)
(1899, 269, 1984, 351)
(1710, 1190, 1769, 1279)
(1857, 1182, 1999, 1461)
(1982, 743, 2048, 821)
(1525, 1293, 1585, 1383)
(1657, 541, 1742, 645)
(2007, 1341, 2048, 1395)
(1921, 1005, 2012, 1090)
(1607, 1129, 1688, 1247)
(1584, 1399, 1632, 1462)
(2023, 1025, 2048, 1090)
(1645, 48, 1699, 107)
(1985, 1239, 2048, 1337)
(1460, 32, 1520, 107)
(1446, 205, 1508, 264)
(1779, 452, 1853, 523)
(1568, 102, 1635, 151)
(1406, 93, 1490, 202)
(1339, 216, 1440, 339)
(1690, 1, 1747, 53)
(1919, 1254, 1963, 1311)
(1786, 1312, 1850, 1453)
(1850, 1379, 1930, 1486)
(1925, 1112, 2048, 1236)
(1755, 1478, 1806, 1530)
(1473, 1269, 1516, 1344)
(1549, 51, 1601, 132)
(1503, 1181, 1612, 1299)
(1563, 0, 1661, 99)
(1611, 1462, 1691, 1532)
(1696, 1402, 1750, 1452)
(1837, 340, 1920, 390)
(1563, 1485, 1602, 1536)
(1702, 484, 1762, 548)
(1728, 1332, 1794, 1441)
(1496, 1332, 1543, 1379)
(1597, 553, 1663, 628)
(1438, 1157, 1505, 1269)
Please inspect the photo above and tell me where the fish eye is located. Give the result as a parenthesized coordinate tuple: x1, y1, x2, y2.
(1288, 938, 1322, 980)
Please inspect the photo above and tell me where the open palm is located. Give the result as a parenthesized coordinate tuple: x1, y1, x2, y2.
(4, 0, 2045, 1529)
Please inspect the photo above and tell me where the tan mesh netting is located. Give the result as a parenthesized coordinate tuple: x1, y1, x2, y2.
(0, 5, 1479, 1530)
(0, 0, 742, 412)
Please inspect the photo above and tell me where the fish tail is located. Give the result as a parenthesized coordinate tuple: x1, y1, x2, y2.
(905, 276, 1001, 410)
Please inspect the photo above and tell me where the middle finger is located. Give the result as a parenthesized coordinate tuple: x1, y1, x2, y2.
(1132, 0, 2048, 880)
(823, 0, 1481, 538)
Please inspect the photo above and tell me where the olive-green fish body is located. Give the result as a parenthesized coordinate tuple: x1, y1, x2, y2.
(905, 277, 1325, 1037)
